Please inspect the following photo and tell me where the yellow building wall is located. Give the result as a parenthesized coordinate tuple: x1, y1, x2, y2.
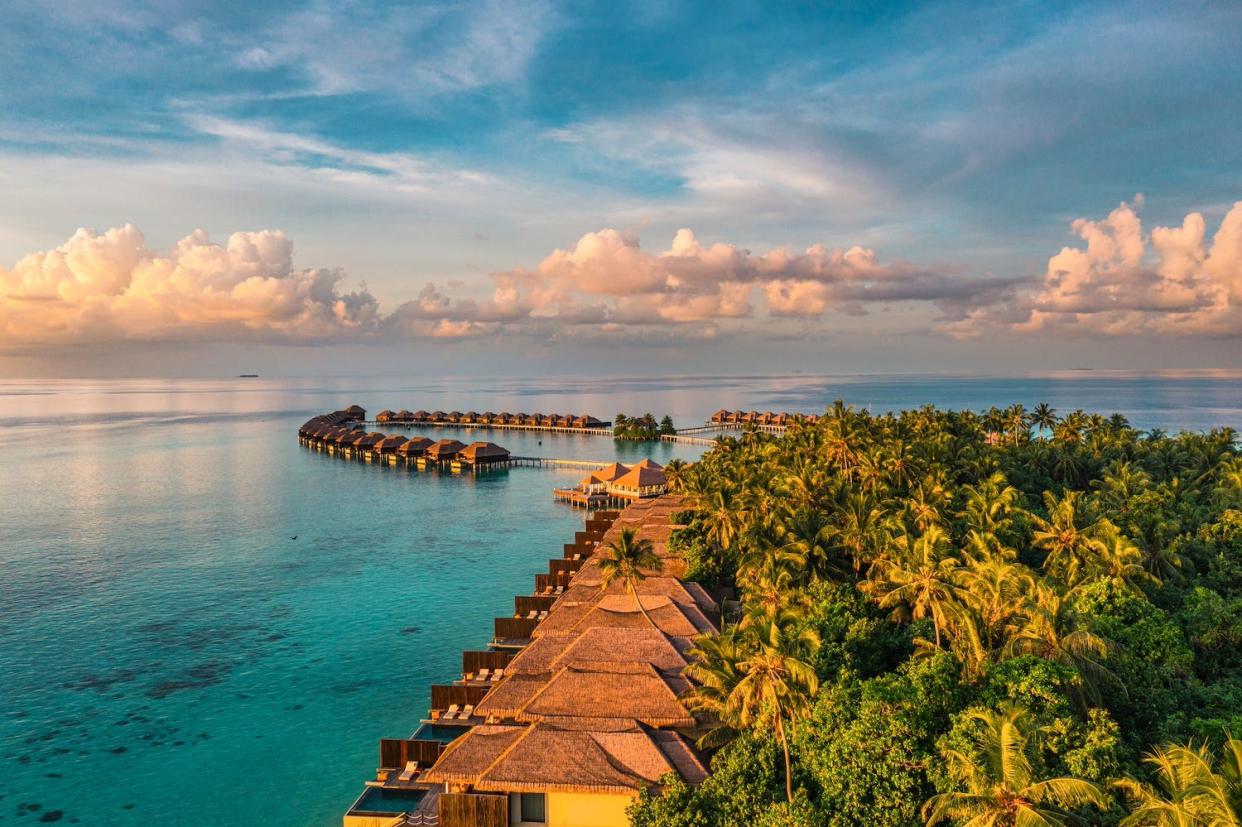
(542, 791, 636, 827)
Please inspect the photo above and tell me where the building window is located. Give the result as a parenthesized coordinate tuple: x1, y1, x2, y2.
(519, 792, 546, 823)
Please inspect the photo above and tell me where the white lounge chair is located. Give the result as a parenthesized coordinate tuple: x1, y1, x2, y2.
(444, 704, 459, 719)
(526, 609, 537, 619)
(477, 668, 490, 682)
(398, 761, 418, 782)
(491, 668, 504, 682)
(459, 704, 474, 720)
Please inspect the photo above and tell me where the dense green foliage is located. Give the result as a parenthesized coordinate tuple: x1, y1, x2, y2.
(630, 403, 1242, 826)
(615, 412, 678, 439)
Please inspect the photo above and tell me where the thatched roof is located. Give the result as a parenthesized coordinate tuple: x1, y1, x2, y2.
(578, 472, 609, 488)
(396, 410, 414, 420)
(421, 725, 526, 786)
(477, 662, 693, 728)
(344, 405, 366, 416)
(376, 409, 395, 421)
(459, 720, 706, 794)
(413, 410, 430, 419)
(375, 436, 407, 452)
(632, 458, 664, 471)
(426, 438, 466, 460)
(610, 465, 667, 490)
(506, 627, 690, 677)
(460, 441, 510, 463)
(595, 462, 631, 483)
(397, 436, 435, 455)
(536, 594, 715, 639)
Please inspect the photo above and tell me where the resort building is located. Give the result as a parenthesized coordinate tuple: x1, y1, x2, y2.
(345, 496, 711, 827)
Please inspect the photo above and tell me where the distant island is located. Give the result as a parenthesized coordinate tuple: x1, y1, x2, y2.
(237, 374, 259, 378)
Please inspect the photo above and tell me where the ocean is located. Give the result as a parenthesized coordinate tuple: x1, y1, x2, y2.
(2, 371, 1240, 826)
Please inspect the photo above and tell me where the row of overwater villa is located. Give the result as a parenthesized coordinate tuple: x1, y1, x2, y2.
(707, 408, 819, 429)
(375, 409, 611, 434)
(298, 407, 513, 472)
(339, 494, 714, 827)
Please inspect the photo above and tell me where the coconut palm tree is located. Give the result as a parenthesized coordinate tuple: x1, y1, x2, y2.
(728, 616, 820, 803)
(1004, 585, 1118, 704)
(598, 527, 664, 630)
(1032, 402, 1058, 438)
(863, 525, 965, 648)
(1030, 491, 1108, 585)
(923, 703, 1109, 826)
(1114, 738, 1242, 825)
(663, 458, 689, 493)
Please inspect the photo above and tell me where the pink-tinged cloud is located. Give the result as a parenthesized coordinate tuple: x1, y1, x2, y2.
(940, 198, 1242, 339)
(0, 224, 379, 349)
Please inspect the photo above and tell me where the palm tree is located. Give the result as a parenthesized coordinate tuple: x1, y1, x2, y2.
(663, 458, 689, 493)
(1003, 585, 1118, 704)
(1114, 738, 1242, 825)
(682, 629, 748, 748)
(1032, 403, 1058, 438)
(724, 616, 820, 803)
(863, 525, 965, 648)
(923, 703, 1109, 826)
(598, 527, 664, 629)
(1030, 491, 1108, 585)
(960, 472, 1020, 537)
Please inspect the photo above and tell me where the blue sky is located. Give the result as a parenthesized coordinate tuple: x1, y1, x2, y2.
(1, 0, 1241, 376)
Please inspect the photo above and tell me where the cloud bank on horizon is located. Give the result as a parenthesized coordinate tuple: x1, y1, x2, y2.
(2, 0, 1240, 367)
(4, 199, 1239, 351)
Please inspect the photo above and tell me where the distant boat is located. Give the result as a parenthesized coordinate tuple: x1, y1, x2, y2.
(237, 374, 260, 378)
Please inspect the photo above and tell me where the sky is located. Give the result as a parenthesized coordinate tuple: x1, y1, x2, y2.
(1, 0, 1240, 377)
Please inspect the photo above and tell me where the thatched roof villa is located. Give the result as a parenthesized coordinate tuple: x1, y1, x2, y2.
(397, 436, 435, 457)
(425, 439, 467, 462)
(459, 442, 510, 466)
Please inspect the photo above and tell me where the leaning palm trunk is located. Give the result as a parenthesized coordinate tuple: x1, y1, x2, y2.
(775, 712, 793, 803)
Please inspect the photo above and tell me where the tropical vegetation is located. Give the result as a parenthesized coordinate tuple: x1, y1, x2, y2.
(630, 402, 1242, 826)
(614, 412, 678, 440)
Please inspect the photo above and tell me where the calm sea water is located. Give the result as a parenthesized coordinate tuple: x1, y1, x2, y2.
(2, 371, 1241, 827)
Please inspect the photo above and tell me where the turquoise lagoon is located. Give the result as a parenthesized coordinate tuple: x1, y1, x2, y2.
(2, 372, 1242, 826)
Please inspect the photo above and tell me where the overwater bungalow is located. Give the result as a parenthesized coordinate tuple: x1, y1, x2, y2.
(458, 442, 511, 466)
(374, 436, 408, 454)
(376, 409, 395, 423)
(430, 411, 447, 422)
(413, 410, 431, 422)
(398, 436, 435, 458)
(351, 432, 387, 452)
(578, 472, 609, 493)
(725, 410, 743, 424)
(426, 439, 467, 462)
(524, 413, 542, 426)
(463, 411, 480, 424)
(447, 411, 463, 423)
(573, 415, 605, 429)
(608, 465, 667, 500)
(710, 409, 730, 424)
(481, 411, 497, 424)
(741, 410, 758, 424)
(343, 405, 366, 421)
(395, 410, 414, 422)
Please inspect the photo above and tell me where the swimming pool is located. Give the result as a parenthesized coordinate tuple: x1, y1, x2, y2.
(348, 786, 427, 815)
(412, 723, 467, 744)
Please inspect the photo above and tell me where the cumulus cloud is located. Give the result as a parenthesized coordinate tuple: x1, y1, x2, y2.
(940, 198, 1242, 338)
(483, 227, 975, 331)
(0, 224, 380, 349)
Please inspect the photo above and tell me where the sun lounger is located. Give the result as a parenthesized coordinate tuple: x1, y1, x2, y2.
(538, 610, 548, 620)
(477, 668, 490, 682)
(444, 704, 459, 719)
(459, 704, 474, 720)
(526, 609, 537, 619)
(398, 761, 419, 782)
(491, 668, 504, 682)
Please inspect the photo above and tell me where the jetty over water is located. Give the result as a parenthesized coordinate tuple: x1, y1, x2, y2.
(342, 495, 713, 827)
